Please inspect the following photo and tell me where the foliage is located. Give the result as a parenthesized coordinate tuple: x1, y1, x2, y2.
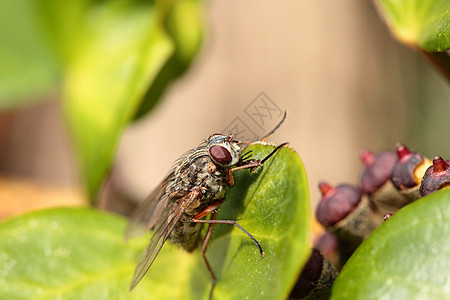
(0, 144, 311, 300)
(374, 0, 450, 51)
(330, 188, 450, 300)
(0, 0, 204, 202)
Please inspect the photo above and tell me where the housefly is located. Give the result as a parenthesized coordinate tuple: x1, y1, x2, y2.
(126, 112, 287, 297)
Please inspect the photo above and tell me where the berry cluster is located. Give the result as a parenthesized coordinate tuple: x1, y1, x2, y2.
(292, 144, 449, 299)
(316, 144, 449, 253)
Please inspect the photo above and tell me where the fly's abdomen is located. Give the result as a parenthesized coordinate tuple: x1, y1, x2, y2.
(170, 213, 204, 252)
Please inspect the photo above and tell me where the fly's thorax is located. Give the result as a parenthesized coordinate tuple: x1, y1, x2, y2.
(199, 158, 227, 199)
(169, 149, 210, 195)
(184, 158, 227, 216)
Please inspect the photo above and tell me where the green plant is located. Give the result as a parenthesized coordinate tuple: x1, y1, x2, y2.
(0, 0, 449, 299)
(0, 0, 204, 202)
(0, 144, 311, 300)
(373, 0, 450, 81)
(317, 2, 450, 298)
(330, 188, 450, 299)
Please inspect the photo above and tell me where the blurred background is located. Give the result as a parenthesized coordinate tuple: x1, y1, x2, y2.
(0, 0, 449, 218)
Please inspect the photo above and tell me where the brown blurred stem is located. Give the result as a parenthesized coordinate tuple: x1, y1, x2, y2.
(419, 50, 450, 83)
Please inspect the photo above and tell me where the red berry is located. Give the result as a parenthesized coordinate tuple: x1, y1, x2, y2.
(419, 156, 450, 196)
(360, 150, 397, 194)
(316, 182, 362, 227)
(391, 144, 424, 190)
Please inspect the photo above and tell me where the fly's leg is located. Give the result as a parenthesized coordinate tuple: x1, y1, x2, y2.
(192, 200, 264, 258)
(192, 200, 264, 257)
(201, 212, 217, 300)
(227, 169, 235, 187)
(194, 199, 224, 282)
(231, 142, 288, 174)
(226, 143, 287, 187)
(192, 199, 264, 299)
(192, 200, 222, 299)
(194, 218, 264, 256)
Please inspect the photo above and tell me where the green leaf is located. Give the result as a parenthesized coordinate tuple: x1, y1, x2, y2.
(55, 0, 175, 201)
(134, 0, 204, 119)
(55, 0, 204, 201)
(0, 208, 150, 300)
(33, 0, 192, 201)
(209, 144, 311, 300)
(0, 0, 204, 202)
(0, 0, 59, 108)
(0, 144, 310, 300)
(374, 0, 450, 51)
(330, 188, 450, 300)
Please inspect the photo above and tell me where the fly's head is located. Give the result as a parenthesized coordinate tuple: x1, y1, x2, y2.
(207, 134, 242, 168)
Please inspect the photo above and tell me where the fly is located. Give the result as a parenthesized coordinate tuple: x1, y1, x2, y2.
(126, 112, 288, 298)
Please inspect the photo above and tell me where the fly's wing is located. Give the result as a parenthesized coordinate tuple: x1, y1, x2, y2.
(129, 190, 200, 291)
(126, 140, 208, 240)
(125, 173, 173, 240)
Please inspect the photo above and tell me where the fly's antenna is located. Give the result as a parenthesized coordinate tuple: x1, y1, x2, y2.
(260, 111, 287, 141)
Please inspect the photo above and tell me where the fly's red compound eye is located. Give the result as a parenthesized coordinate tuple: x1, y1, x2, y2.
(209, 145, 232, 165)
